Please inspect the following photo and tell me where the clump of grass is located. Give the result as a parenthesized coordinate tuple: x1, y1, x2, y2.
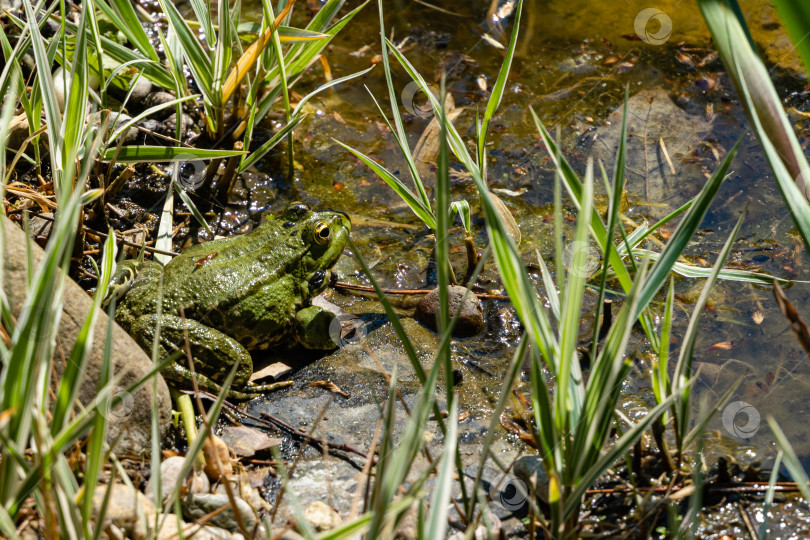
(334, 0, 804, 536)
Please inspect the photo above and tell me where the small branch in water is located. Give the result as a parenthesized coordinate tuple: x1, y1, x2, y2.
(15, 211, 180, 257)
(203, 394, 373, 462)
(333, 281, 508, 300)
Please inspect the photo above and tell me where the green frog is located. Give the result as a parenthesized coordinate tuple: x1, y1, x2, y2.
(110, 202, 351, 399)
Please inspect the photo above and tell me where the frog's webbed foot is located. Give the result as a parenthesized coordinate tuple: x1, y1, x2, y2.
(130, 314, 284, 400)
(295, 306, 338, 350)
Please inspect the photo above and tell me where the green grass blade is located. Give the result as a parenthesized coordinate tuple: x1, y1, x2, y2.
(239, 115, 305, 172)
(103, 146, 245, 163)
(423, 399, 457, 538)
(478, 0, 522, 171)
(631, 248, 790, 285)
(634, 138, 741, 320)
(590, 86, 630, 353)
(652, 279, 674, 412)
(98, 0, 160, 61)
(700, 0, 810, 254)
(773, 1, 810, 74)
(335, 141, 437, 229)
(61, 3, 90, 181)
(22, 0, 62, 188)
(767, 417, 810, 501)
(292, 67, 373, 118)
(156, 0, 214, 100)
(188, 0, 215, 45)
(672, 211, 746, 444)
(556, 159, 592, 429)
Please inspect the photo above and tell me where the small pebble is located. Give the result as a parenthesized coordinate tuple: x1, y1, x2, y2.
(303, 501, 342, 532)
(145, 456, 210, 501)
(415, 285, 485, 337)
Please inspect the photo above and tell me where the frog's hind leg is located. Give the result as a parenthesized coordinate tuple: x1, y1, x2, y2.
(130, 314, 290, 400)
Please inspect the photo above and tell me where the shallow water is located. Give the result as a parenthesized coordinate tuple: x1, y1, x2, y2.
(229, 0, 810, 531)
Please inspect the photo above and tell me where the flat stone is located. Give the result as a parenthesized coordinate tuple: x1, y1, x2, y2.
(155, 516, 242, 540)
(249, 362, 292, 384)
(220, 425, 282, 457)
(181, 493, 258, 533)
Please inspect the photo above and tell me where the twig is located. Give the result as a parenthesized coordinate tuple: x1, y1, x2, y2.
(737, 501, 757, 540)
(334, 281, 509, 300)
(201, 396, 371, 461)
(585, 482, 810, 495)
(13, 211, 181, 257)
(659, 136, 676, 176)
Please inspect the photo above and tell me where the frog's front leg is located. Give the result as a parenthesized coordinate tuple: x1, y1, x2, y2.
(130, 314, 291, 399)
(295, 306, 339, 350)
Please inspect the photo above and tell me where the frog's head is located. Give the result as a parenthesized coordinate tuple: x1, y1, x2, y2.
(280, 202, 351, 296)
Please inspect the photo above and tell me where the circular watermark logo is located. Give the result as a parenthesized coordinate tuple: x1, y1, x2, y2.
(489, 475, 529, 512)
(722, 400, 760, 439)
(329, 313, 368, 348)
(99, 386, 135, 422)
(401, 81, 439, 118)
(634, 8, 672, 45)
(173, 154, 207, 191)
(562, 240, 601, 278)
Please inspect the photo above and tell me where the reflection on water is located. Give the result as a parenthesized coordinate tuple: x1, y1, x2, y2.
(240, 0, 810, 468)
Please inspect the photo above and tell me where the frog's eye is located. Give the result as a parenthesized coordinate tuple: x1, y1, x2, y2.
(313, 222, 332, 246)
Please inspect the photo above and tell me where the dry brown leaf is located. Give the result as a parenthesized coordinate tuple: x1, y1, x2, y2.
(706, 341, 733, 352)
(490, 193, 521, 245)
(203, 433, 234, 481)
(773, 279, 810, 356)
(308, 380, 350, 399)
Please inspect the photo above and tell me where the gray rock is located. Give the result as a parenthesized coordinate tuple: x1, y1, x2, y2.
(145, 456, 210, 501)
(155, 515, 244, 540)
(2, 217, 172, 455)
(141, 91, 178, 120)
(156, 113, 196, 141)
(415, 285, 485, 337)
(513, 455, 550, 505)
(181, 493, 258, 533)
(0, 0, 21, 11)
(25, 212, 53, 244)
(7, 113, 48, 156)
(92, 483, 156, 540)
(128, 77, 154, 106)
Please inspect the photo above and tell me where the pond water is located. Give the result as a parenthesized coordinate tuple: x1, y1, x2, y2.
(217, 0, 810, 533)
